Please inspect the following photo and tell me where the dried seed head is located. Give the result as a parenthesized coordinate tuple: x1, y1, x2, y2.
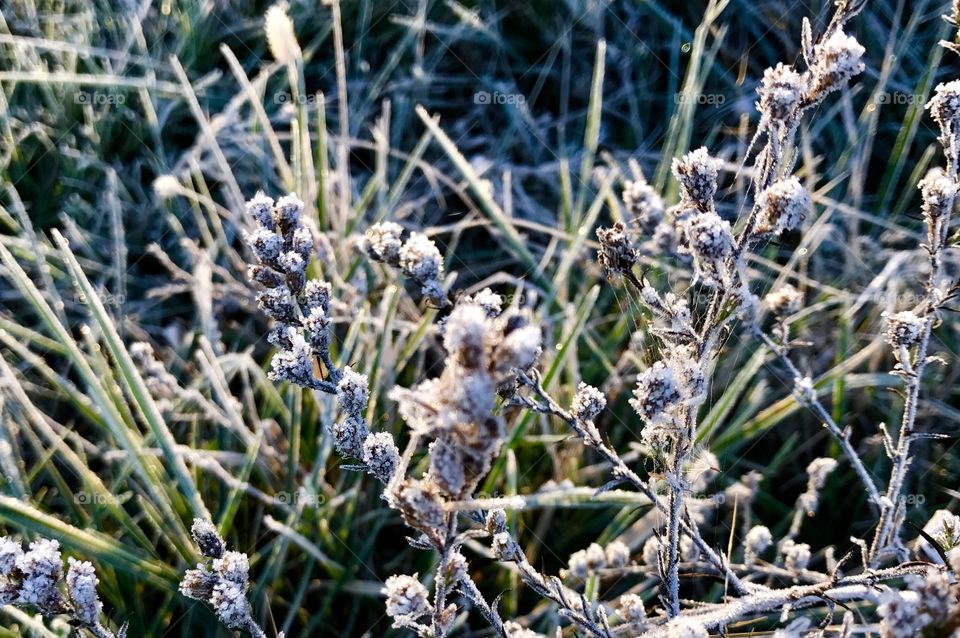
(302, 306, 331, 353)
(686, 212, 734, 286)
(491, 532, 521, 561)
(757, 63, 806, 123)
(463, 288, 503, 317)
(214, 551, 250, 587)
(672, 147, 722, 209)
(604, 540, 630, 568)
(883, 311, 924, 348)
(264, 3, 302, 64)
(597, 223, 639, 275)
(244, 227, 284, 265)
(503, 621, 543, 638)
(332, 416, 369, 459)
(764, 284, 803, 316)
(427, 439, 466, 497)
(811, 30, 865, 95)
(623, 178, 666, 233)
(486, 508, 508, 535)
(641, 536, 660, 567)
(302, 279, 332, 313)
(756, 178, 810, 235)
(782, 539, 812, 571)
(190, 519, 225, 559)
(393, 479, 447, 532)
(806, 457, 837, 491)
(687, 212, 733, 260)
(919, 170, 958, 222)
(630, 361, 683, 427)
(245, 191, 276, 230)
(494, 324, 542, 372)
(744, 525, 772, 563)
(399, 232, 444, 287)
(210, 580, 253, 630)
(928, 80, 960, 133)
(15, 539, 62, 608)
(878, 589, 924, 638)
(362, 432, 400, 482)
(179, 565, 217, 601)
(268, 330, 316, 387)
(566, 549, 589, 579)
(66, 558, 103, 626)
(336, 367, 369, 418)
(443, 303, 489, 368)
(257, 286, 297, 324)
(571, 383, 606, 422)
(618, 593, 646, 628)
(361, 222, 404, 264)
(274, 193, 305, 233)
(0, 537, 23, 576)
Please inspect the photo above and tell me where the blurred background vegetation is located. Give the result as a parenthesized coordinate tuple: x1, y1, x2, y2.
(0, 0, 959, 635)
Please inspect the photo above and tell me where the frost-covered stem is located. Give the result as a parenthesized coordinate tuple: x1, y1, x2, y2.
(639, 562, 934, 636)
(432, 516, 458, 637)
(751, 324, 881, 508)
(512, 371, 749, 595)
(510, 550, 611, 638)
(456, 572, 506, 636)
(664, 442, 684, 617)
(871, 91, 959, 563)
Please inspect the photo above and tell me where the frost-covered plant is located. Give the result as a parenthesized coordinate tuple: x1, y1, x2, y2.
(180, 519, 273, 638)
(0, 536, 120, 638)
(232, 0, 960, 636)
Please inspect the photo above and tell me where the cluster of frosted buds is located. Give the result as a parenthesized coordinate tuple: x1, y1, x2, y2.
(617, 594, 646, 633)
(684, 211, 734, 287)
(781, 539, 811, 572)
(180, 519, 267, 638)
(596, 222, 639, 277)
(672, 147, 721, 211)
(360, 223, 446, 305)
(0, 537, 115, 638)
(630, 347, 706, 446)
(755, 178, 810, 235)
(388, 292, 541, 540)
(565, 540, 630, 580)
(809, 30, 865, 99)
(622, 174, 666, 234)
(242, 192, 336, 391)
(797, 457, 837, 517)
(641, 534, 700, 568)
(382, 574, 435, 635)
(764, 284, 803, 317)
(756, 63, 806, 127)
(877, 568, 957, 638)
(743, 525, 773, 564)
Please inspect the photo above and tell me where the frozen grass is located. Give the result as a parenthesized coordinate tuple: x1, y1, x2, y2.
(0, 0, 959, 636)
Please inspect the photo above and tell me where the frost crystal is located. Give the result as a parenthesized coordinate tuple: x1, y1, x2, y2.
(672, 147, 721, 209)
